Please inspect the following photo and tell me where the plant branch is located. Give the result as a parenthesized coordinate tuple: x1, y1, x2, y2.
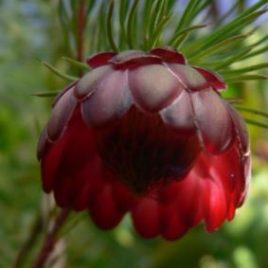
(32, 209, 70, 268)
(13, 213, 43, 268)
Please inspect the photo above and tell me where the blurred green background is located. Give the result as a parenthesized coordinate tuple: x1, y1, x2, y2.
(0, 0, 268, 267)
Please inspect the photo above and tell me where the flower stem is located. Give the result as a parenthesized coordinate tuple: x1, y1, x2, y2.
(32, 209, 70, 268)
(13, 213, 43, 268)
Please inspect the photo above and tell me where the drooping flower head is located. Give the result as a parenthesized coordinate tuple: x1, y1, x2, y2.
(38, 47, 250, 240)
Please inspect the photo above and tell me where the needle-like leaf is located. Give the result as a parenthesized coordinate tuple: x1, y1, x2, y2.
(42, 62, 78, 81)
(107, 0, 118, 51)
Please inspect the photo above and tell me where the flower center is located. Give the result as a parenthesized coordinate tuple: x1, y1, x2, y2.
(95, 108, 201, 194)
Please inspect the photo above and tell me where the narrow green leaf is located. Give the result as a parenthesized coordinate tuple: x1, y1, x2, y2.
(33, 91, 61, 97)
(87, 16, 95, 52)
(83, 1, 95, 29)
(148, 0, 170, 48)
(205, 9, 265, 47)
(174, 0, 200, 34)
(236, 0, 267, 18)
(174, 33, 190, 49)
(107, 0, 118, 51)
(144, 0, 161, 49)
(61, 57, 89, 70)
(42, 62, 78, 81)
(70, 0, 79, 38)
(189, 34, 247, 62)
(245, 118, 268, 129)
(119, 0, 128, 49)
(240, 45, 268, 61)
(70, 0, 77, 13)
(225, 97, 243, 104)
(86, 0, 96, 17)
(58, 0, 72, 53)
(235, 106, 268, 119)
(126, 0, 139, 49)
(153, 0, 167, 32)
(251, 34, 268, 48)
(225, 74, 268, 82)
(58, 0, 70, 29)
(169, 24, 207, 47)
(188, 4, 267, 57)
(151, 14, 171, 48)
(142, 0, 154, 49)
(216, 1, 240, 25)
(193, 0, 211, 17)
(222, 63, 268, 75)
(213, 47, 253, 70)
(97, 3, 107, 50)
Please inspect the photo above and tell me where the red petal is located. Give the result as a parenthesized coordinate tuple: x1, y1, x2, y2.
(53, 155, 105, 209)
(41, 108, 98, 199)
(128, 64, 183, 112)
(112, 180, 136, 212)
(209, 143, 250, 211)
(160, 205, 188, 240)
(89, 184, 124, 229)
(203, 177, 227, 232)
(161, 173, 204, 227)
(72, 157, 104, 211)
(53, 173, 76, 207)
(156, 139, 249, 234)
(131, 198, 160, 238)
(194, 142, 248, 229)
(150, 47, 186, 64)
(86, 52, 117, 68)
(194, 67, 225, 90)
(41, 137, 63, 193)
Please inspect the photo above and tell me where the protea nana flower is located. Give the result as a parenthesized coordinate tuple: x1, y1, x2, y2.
(38, 47, 250, 240)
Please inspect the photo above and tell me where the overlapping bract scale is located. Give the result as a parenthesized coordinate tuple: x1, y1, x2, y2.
(128, 64, 183, 111)
(81, 70, 132, 127)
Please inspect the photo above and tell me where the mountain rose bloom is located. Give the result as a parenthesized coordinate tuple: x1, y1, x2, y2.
(38, 47, 250, 240)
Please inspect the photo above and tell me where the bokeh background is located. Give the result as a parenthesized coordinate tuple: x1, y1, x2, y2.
(0, 0, 268, 267)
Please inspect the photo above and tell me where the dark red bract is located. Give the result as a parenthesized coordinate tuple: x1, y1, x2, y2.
(38, 47, 250, 240)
